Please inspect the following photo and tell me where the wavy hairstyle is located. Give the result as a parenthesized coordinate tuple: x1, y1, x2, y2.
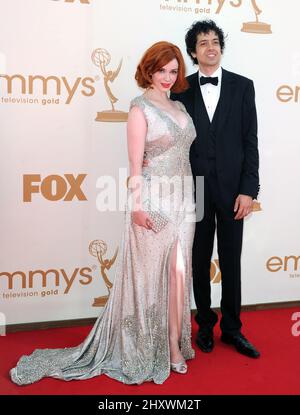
(185, 20, 225, 65)
(135, 41, 188, 93)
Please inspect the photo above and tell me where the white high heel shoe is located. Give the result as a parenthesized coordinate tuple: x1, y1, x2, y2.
(170, 361, 188, 374)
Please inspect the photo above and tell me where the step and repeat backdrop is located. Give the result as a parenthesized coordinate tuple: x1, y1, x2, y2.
(0, 0, 299, 326)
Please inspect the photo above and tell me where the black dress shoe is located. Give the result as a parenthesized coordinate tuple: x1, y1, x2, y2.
(221, 332, 260, 358)
(196, 330, 214, 353)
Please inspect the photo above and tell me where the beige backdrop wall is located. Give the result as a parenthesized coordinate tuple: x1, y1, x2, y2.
(1, 0, 299, 326)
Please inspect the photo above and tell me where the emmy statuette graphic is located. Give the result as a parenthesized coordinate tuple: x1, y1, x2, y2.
(89, 240, 119, 307)
(92, 48, 128, 122)
(252, 201, 262, 211)
(241, 0, 272, 34)
(210, 259, 221, 284)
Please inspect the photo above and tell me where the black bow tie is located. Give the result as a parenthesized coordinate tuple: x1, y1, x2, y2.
(200, 76, 218, 86)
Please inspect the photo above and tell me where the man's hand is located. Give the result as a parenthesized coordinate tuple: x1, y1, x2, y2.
(234, 194, 253, 220)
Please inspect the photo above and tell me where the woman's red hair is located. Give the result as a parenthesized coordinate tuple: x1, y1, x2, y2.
(135, 41, 188, 93)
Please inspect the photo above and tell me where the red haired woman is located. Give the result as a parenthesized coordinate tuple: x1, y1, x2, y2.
(11, 42, 196, 386)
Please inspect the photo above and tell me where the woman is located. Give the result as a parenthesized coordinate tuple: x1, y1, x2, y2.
(10, 41, 196, 386)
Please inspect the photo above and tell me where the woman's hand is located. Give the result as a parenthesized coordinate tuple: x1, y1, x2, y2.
(132, 210, 153, 230)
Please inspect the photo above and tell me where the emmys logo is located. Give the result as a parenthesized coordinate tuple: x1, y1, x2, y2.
(266, 255, 300, 278)
(210, 259, 221, 283)
(162, 0, 233, 14)
(161, 0, 235, 14)
(92, 48, 128, 122)
(161, 0, 272, 34)
(277, 53, 300, 103)
(23, 174, 87, 202)
(0, 267, 93, 296)
(89, 240, 118, 307)
(0, 74, 95, 105)
(276, 85, 300, 104)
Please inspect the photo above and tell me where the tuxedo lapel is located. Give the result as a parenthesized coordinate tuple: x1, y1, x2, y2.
(214, 68, 235, 133)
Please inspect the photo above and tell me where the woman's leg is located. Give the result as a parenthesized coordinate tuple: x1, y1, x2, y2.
(169, 239, 186, 364)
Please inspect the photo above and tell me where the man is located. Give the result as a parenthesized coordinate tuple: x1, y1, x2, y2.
(171, 20, 260, 358)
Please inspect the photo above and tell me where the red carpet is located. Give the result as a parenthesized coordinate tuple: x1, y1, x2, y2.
(1, 307, 299, 395)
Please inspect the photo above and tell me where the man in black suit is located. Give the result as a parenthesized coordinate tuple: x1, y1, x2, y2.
(171, 20, 260, 358)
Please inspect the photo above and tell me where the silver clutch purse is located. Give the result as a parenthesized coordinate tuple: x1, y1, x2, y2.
(143, 198, 169, 233)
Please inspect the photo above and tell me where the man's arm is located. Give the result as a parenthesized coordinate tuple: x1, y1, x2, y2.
(239, 80, 260, 199)
(170, 91, 181, 103)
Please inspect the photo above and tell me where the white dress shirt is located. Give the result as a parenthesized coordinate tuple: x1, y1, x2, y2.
(198, 66, 222, 122)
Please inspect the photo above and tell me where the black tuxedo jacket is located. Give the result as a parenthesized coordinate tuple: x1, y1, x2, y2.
(171, 69, 259, 209)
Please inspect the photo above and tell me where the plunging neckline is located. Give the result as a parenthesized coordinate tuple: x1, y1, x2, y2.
(142, 95, 189, 131)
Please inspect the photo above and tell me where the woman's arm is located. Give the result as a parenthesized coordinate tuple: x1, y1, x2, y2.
(127, 106, 153, 229)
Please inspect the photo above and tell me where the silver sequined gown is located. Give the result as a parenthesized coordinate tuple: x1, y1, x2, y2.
(10, 95, 196, 385)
